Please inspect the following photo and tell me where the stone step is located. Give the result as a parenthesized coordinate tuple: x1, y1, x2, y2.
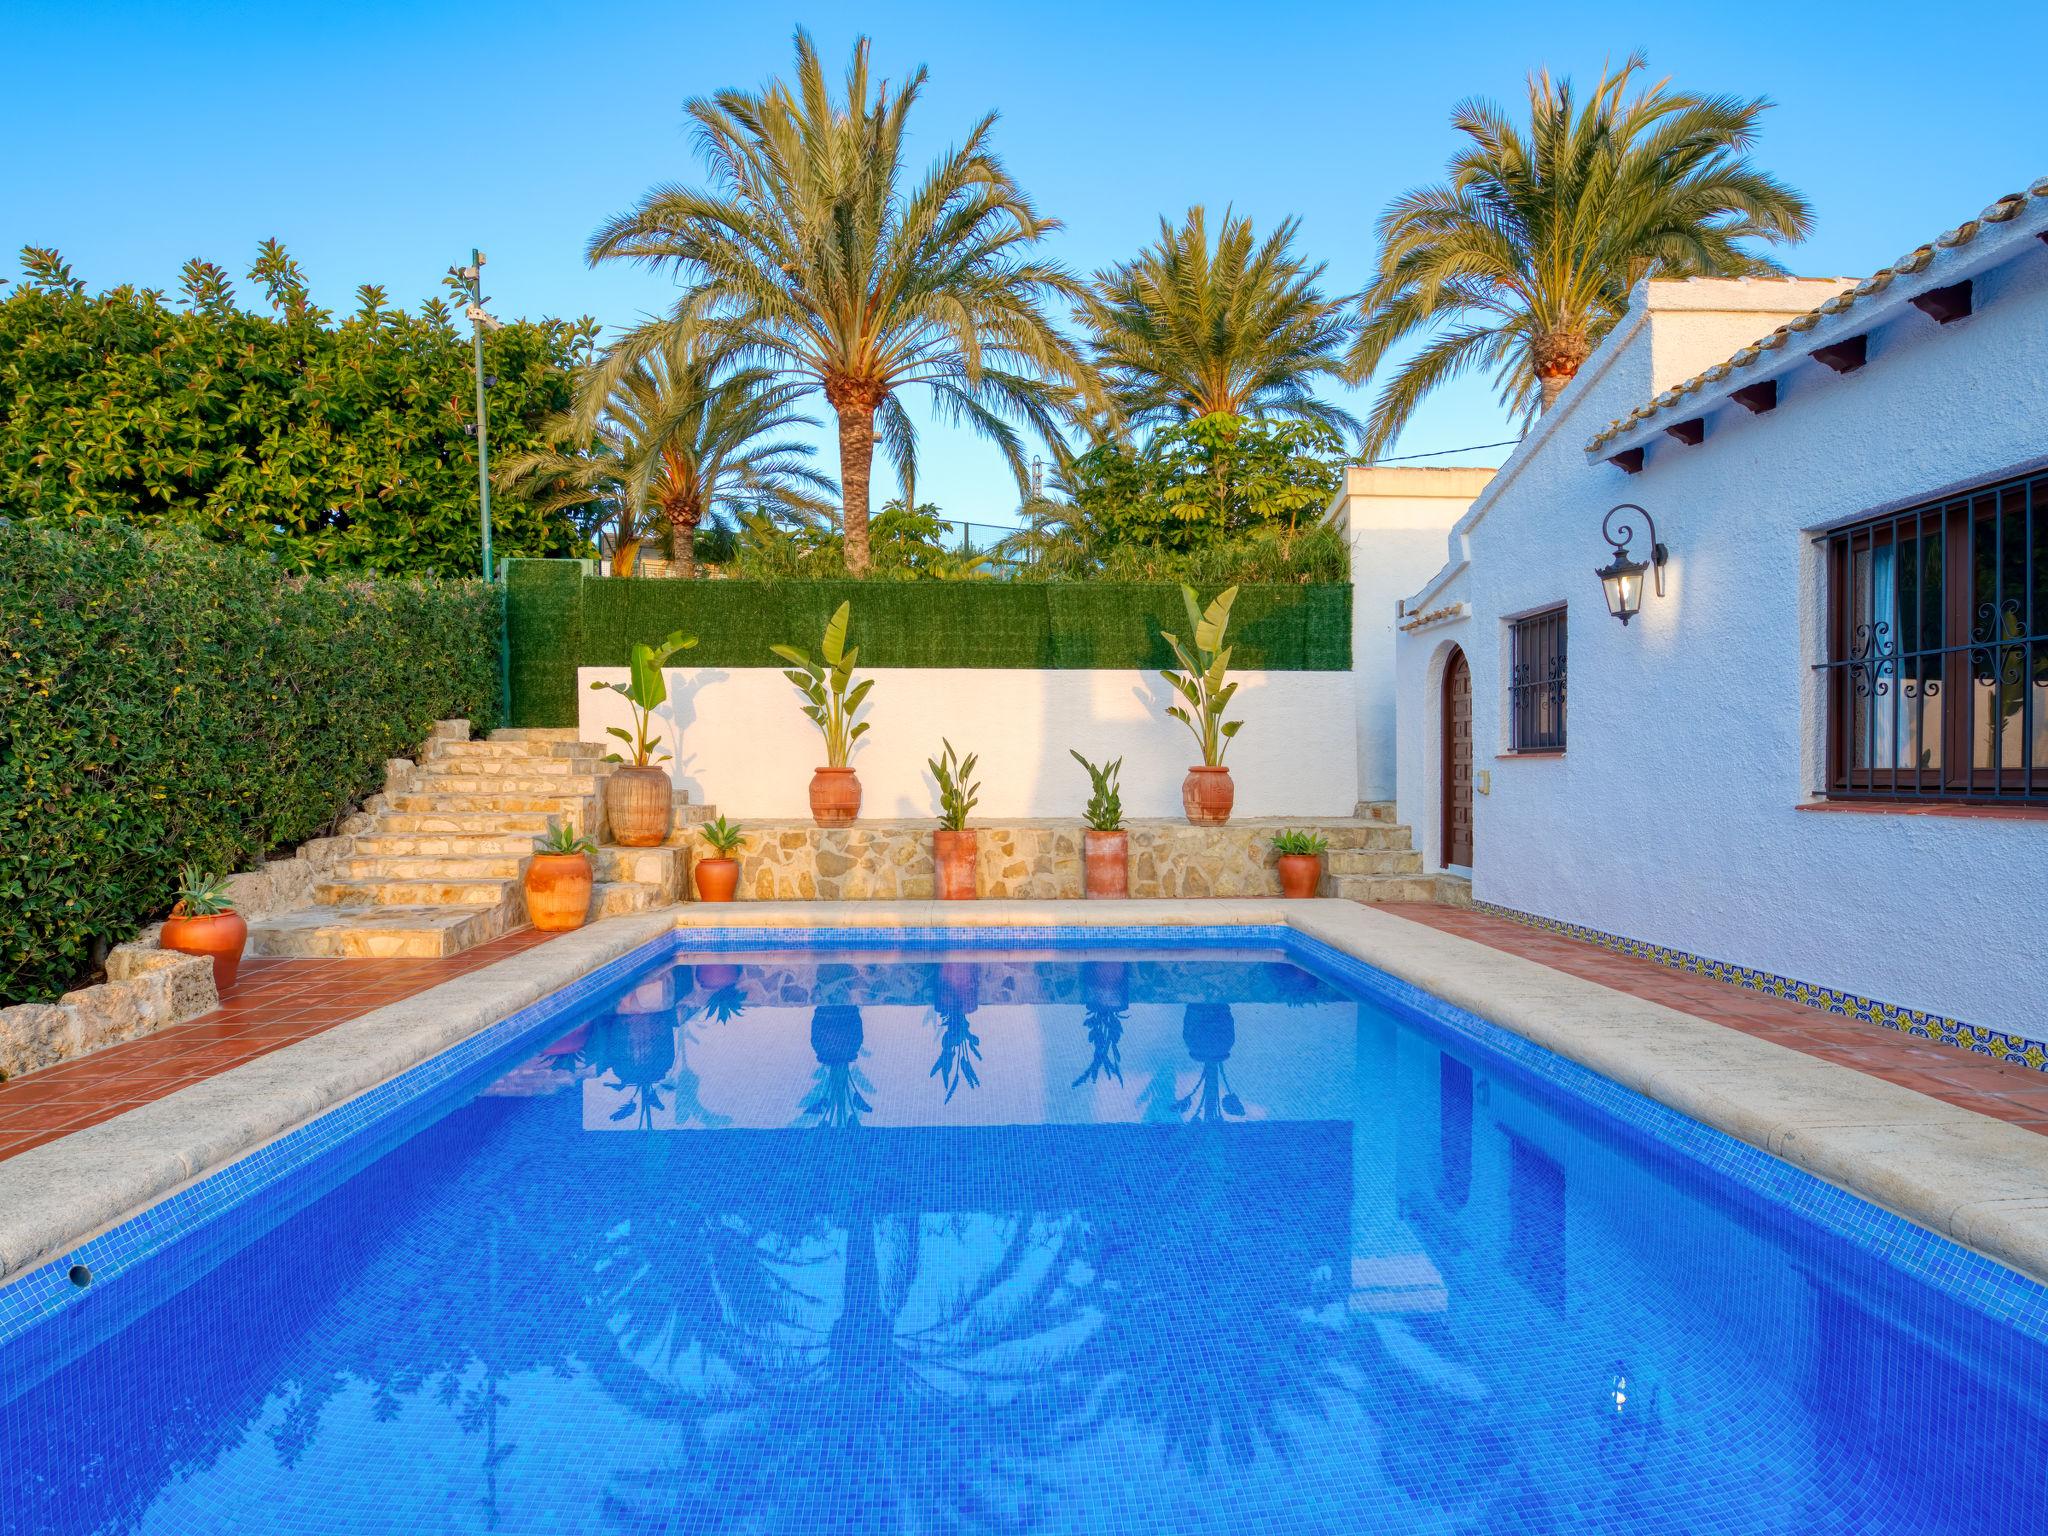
(412, 769, 607, 794)
(429, 738, 603, 763)
(247, 904, 509, 959)
(1324, 848, 1424, 876)
(315, 876, 521, 909)
(387, 792, 600, 816)
(373, 807, 587, 834)
(590, 880, 673, 919)
(487, 727, 584, 742)
(1435, 874, 1475, 908)
(1321, 873, 1450, 904)
(353, 831, 549, 858)
(337, 853, 529, 881)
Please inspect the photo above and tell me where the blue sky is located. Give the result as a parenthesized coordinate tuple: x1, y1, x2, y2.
(6, 1, 2043, 528)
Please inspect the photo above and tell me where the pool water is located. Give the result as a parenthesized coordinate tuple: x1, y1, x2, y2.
(3, 932, 2045, 1534)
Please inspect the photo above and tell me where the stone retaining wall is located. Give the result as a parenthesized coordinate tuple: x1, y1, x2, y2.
(697, 818, 1417, 902)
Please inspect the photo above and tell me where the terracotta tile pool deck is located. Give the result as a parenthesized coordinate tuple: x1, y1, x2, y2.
(0, 929, 559, 1162)
(1, 905, 2041, 1167)
(1379, 904, 2048, 1135)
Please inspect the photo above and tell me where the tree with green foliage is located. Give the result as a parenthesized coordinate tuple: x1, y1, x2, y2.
(586, 30, 1097, 575)
(497, 332, 833, 578)
(1050, 413, 1343, 554)
(1347, 54, 1811, 457)
(0, 243, 594, 575)
(1078, 206, 1360, 440)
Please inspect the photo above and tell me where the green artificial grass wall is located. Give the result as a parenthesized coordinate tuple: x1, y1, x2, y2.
(503, 560, 1351, 727)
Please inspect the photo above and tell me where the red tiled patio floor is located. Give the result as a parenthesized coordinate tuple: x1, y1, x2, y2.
(1379, 904, 2048, 1136)
(0, 928, 561, 1163)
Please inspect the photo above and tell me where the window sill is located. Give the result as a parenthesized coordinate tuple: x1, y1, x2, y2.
(1497, 750, 1566, 760)
(1797, 800, 2048, 823)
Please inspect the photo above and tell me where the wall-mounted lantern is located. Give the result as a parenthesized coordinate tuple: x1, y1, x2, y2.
(1595, 504, 1668, 626)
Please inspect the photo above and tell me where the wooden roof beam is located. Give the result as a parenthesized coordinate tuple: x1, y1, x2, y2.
(1664, 418, 1706, 446)
(1731, 380, 1777, 414)
(1608, 446, 1645, 475)
(1910, 280, 1972, 324)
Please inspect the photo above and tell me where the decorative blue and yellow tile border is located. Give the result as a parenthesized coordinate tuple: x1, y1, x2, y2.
(1472, 901, 2048, 1075)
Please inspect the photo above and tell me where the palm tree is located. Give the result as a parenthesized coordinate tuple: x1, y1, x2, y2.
(1347, 54, 1812, 459)
(498, 333, 832, 578)
(587, 30, 1096, 574)
(1078, 205, 1360, 439)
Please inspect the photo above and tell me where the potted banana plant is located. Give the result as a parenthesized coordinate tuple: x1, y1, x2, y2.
(1070, 750, 1127, 899)
(1161, 584, 1243, 825)
(929, 739, 980, 901)
(695, 815, 744, 903)
(772, 601, 873, 827)
(589, 628, 698, 846)
(1271, 828, 1329, 898)
(526, 819, 596, 931)
(159, 864, 248, 991)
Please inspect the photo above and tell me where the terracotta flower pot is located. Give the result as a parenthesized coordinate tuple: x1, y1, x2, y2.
(607, 765, 673, 847)
(810, 766, 862, 827)
(525, 852, 593, 932)
(695, 856, 739, 903)
(159, 909, 248, 992)
(1082, 828, 1129, 899)
(1277, 853, 1323, 899)
(934, 828, 977, 901)
(1182, 765, 1235, 826)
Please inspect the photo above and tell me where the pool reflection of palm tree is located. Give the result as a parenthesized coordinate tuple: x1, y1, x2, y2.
(801, 1004, 874, 1127)
(591, 1001, 677, 1129)
(928, 962, 983, 1102)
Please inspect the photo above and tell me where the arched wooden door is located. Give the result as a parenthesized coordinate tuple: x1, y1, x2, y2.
(1441, 647, 1474, 868)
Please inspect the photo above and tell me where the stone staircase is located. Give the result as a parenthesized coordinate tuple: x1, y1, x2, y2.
(1319, 801, 1471, 905)
(248, 727, 701, 959)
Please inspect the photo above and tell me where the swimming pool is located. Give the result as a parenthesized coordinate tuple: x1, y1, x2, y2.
(2, 925, 2044, 1534)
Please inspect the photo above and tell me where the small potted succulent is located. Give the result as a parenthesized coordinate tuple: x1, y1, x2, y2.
(526, 819, 596, 931)
(590, 628, 698, 846)
(1161, 584, 1243, 825)
(1070, 750, 1127, 899)
(1272, 828, 1329, 898)
(929, 739, 980, 901)
(159, 864, 248, 991)
(695, 815, 744, 903)
(773, 600, 873, 827)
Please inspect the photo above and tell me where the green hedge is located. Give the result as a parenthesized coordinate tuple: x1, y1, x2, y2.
(505, 560, 1351, 728)
(1, 522, 502, 1002)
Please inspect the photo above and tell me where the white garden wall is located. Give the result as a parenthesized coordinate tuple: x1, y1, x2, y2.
(580, 667, 1359, 821)
(1391, 235, 2048, 1036)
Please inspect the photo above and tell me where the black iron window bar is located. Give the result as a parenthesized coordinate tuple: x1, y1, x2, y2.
(1818, 467, 2046, 806)
(1510, 606, 1569, 753)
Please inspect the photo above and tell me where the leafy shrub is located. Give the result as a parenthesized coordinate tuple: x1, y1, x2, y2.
(0, 520, 501, 1001)
(0, 244, 592, 577)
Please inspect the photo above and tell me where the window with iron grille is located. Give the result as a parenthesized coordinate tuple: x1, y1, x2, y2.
(1509, 607, 1568, 752)
(1820, 467, 2047, 805)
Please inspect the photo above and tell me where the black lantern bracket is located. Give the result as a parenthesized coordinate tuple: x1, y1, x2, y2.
(1594, 504, 1669, 625)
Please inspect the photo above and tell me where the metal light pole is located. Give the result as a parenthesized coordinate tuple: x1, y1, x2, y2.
(449, 249, 503, 581)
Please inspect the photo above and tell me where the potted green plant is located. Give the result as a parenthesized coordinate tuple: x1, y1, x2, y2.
(158, 864, 248, 991)
(526, 819, 597, 931)
(1070, 750, 1127, 899)
(1161, 583, 1243, 825)
(928, 739, 980, 900)
(695, 815, 745, 903)
(772, 601, 873, 827)
(590, 628, 698, 846)
(1271, 828, 1329, 898)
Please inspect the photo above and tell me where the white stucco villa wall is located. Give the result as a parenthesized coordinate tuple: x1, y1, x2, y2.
(580, 667, 1360, 821)
(1391, 225, 2048, 1034)
(1330, 466, 1495, 804)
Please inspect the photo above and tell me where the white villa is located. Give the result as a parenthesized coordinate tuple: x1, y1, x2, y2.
(1337, 179, 2048, 1045)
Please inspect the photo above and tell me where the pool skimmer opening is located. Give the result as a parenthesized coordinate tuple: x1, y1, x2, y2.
(68, 1263, 92, 1288)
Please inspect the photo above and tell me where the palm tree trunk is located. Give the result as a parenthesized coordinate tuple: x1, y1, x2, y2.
(1531, 329, 1593, 413)
(826, 375, 885, 576)
(661, 491, 702, 579)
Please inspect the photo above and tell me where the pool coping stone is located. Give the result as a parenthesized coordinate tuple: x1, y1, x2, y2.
(2, 898, 2045, 1290)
